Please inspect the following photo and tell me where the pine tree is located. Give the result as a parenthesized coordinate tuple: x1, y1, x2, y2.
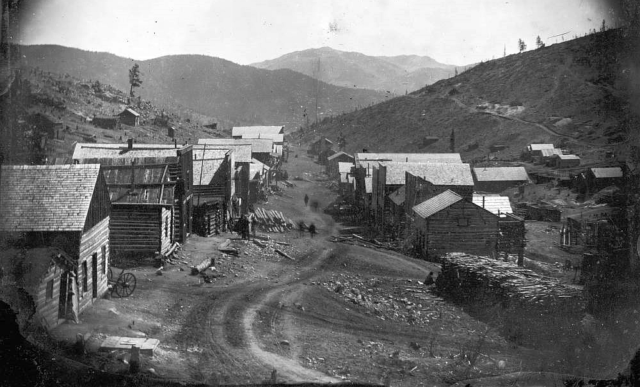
(128, 63, 142, 97)
(536, 36, 545, 49)
(518, 39, 527, 53)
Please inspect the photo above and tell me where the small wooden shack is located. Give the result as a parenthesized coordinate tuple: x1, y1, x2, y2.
(326, 151, 354, 176)
(118, 108, 140, 126)
(473, 167, 530, 193)
(411, 190, 499, 261)
(92, 116, 119, 130)
(552, 154, 581, 168)
(0, 164, 111, 329)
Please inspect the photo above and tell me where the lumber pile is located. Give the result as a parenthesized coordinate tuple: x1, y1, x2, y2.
(438, 252, 585, 348)
(252, 207, 296, 233)
(156, 242, 188, 266)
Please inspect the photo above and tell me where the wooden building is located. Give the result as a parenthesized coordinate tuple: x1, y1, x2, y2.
(583, 167, 624, 193)
(551, 154, 581, 168)
(92, 116, 119, 130)
(308, 137, 333, 156)
(338, 162, 355, 197)
(326, 152, 354, 177)
(72, 142, 194, 243)
(232, 126, 285, 157)
(118, 108, 140, 127)
(195, 142, 251, 216)
(0, 164, 111, 328)
(525, 144, 555, 160)
(198, 138, 274, 166)
(0, 248, 76, 330)
(374, 162, 474, 233)
(411, 190, 499, 261)
(102, 164, 176, 255)
(473, 167, 530, 193)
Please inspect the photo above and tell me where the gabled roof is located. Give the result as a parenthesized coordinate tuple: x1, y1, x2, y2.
(198, 138, 273, 154)
(328, 151, 354, 162)
(194, 143, 252, 163)
(383, 162, 474, 186)
(473, 167, 530, 182)
(119, 108, 140, 117)
(413, 190, 463, 219)
(540, 148, 563, 157)
(389, 185, 406, 206)
(557, 154, 580, 160)
(591, 167, 623, 179)
(192, 148, 230, 185)
(232, 126, 283, 137)
(102, 164, 174, 205)
(472, 194, 513, 217)
(72, 143, 189, 163)
(528, 144, 555, 151)
(355, 153, 462, 168)
(338, 162, 354, 174)
(0, 164, 102, 231)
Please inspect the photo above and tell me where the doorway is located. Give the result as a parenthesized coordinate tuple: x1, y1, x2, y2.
(92, 253, 98, 298)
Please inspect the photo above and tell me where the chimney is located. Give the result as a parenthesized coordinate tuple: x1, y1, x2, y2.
(174, 138, 177, 148)
(127, 138, 133, 150)
(130, 160, 136, 191)
(482, 196, 485, 208)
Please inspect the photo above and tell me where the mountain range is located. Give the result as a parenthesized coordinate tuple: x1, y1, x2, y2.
(304, 29, 638, 164)
(251, 47, 460, 94)
(19, 45, 389, 129)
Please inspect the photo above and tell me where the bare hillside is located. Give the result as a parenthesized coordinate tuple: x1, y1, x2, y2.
(305, 29, 638, 164)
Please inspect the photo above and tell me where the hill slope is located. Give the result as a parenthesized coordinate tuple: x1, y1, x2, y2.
(305, 29, 638, 164)
(251, 47, 457, 94)
(19, 45, 388, 129)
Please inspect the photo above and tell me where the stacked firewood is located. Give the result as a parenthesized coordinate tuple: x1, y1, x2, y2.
(438, 252, 585, 348)
(156, 242, 187, 266)
(330, 234, 400, 252)
(252, 207, 296, 233)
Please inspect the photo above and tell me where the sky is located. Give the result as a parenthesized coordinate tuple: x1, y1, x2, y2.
(16, 0, 623, 66)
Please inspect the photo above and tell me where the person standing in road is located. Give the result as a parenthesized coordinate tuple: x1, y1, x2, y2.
(304, 194, 309, 207)
(308, 223, 316, 238)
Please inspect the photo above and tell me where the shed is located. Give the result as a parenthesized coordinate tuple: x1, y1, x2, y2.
(411, 190, 499, 261)
(553, 154, 581, 168)
(92, 116, 119, 130)
(308, 137, 333, 156)
(118, 108, 140, 127)
(0, 164, 111, 326)
(167, 126, 176, 138)
(473, 167, 530, 193)
(585, 167, 624, 193)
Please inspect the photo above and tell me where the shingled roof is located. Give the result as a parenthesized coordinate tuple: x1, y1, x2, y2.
(328, 151, 354, 162)
(413, 190, 463, 219)
(355, 153, 462, 168)
(591, 167, 623, 179)
(473, 167, 530, 182)
(472, 194, 513, 217)
(72, 143, 189, 164)
(192, 148, 230, 185)
(198, 138, 273, 155)
(194, 143, 252, 163)
(383, 162, 474, 186)
(389, 185, 406, 206)
(232, 126, 284, 137)
(241, 133, 284, 143)
(0, 164, 103, 231)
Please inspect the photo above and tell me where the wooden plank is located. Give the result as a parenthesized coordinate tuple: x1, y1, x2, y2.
(99, 336, 160, 356)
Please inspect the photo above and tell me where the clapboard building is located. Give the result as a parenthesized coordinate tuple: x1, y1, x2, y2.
(72, 142, 194, 243)
(0, 164, 111, 329)
(473, 167, 530, 193)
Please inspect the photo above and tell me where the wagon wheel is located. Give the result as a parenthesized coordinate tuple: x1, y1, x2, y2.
(115, 273, 137, 298)
(107, 267, 114, 282)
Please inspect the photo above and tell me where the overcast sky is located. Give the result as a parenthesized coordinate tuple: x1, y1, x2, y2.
(18, 0, 622, 66)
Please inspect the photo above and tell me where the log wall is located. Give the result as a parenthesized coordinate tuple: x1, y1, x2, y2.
(33, 264, 63, 329)
(78, 216, 109, 314)
(110, 206, 169, 254)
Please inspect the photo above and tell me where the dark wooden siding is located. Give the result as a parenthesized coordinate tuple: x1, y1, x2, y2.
(415, 201, 499, 260)
(34, 265, 63, 329)
(84, 170, 111, 232)
(78, 217, 109, 313)
(110, 206, 168, 254)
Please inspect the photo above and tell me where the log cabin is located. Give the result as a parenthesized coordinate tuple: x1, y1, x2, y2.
(72, 142, 194, 243)
(0, 164, 111, 329)
(102, 163, 175, 255)
(411, 190, 499, 261)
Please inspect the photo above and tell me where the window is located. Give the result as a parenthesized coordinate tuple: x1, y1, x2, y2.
(165, 217, 169, 238)
(102, 245, 107, 275)
(46, 279, 54, 301)
(82, 261, 88, 293)
(457, 217, 470, 227)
